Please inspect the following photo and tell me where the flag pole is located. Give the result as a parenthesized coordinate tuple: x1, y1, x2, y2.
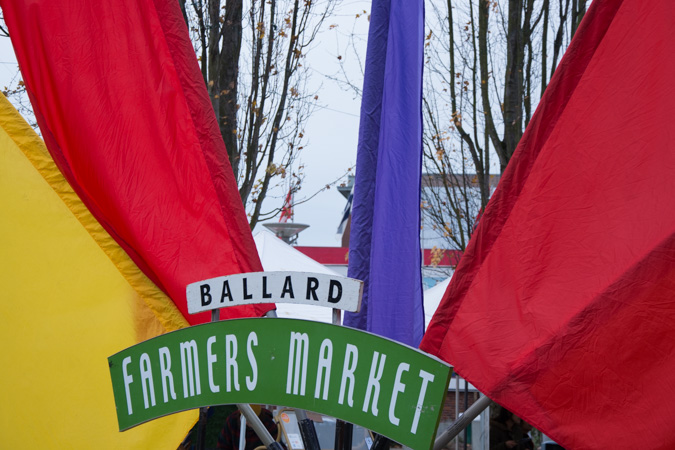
(433, 394, 491, 450)
(463, 380, 469, 450)
(238, 403, 284, 450)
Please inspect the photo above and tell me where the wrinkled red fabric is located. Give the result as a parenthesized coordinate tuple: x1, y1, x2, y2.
(2, 0, 273, 324)
(421, 1, 675, 448)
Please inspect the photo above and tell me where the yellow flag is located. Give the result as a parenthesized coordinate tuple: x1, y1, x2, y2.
(0, 94, 197, 447)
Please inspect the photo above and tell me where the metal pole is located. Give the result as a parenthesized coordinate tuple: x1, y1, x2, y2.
(196, 309, 221, 450)
(238, 403, 285, 450)
(332, 308, 353, 450)
(239, 414, 247, 450)
(480, 400, 490, 450)
(295, 409, 322, 450)
(370, 434, 391, 450)
(332, 308, 341, 325)
(455, 378, 459, 450)
(434, 395, 491, 450)
(267, 308, 320, 450)
(463, 380, 469, 450)
(334, 418, 353, 450)
(195, 407, 208, 450)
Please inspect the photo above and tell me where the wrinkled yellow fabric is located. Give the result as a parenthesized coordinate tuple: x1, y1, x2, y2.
(0, 94, 197, 448)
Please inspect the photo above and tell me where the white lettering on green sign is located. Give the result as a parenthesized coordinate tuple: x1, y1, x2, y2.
(109, 319, 451, 450)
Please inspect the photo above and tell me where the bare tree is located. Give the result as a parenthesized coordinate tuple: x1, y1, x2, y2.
(1, 15, 36, 129)
(180, 0, 336, 228)
(422, 0, 588, 252)
(0, 71, 35, 127)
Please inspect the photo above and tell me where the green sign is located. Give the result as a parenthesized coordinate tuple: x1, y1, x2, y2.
(109, 318, 451, 449)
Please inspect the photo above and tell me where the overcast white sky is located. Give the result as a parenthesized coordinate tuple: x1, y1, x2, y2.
(254, 0, 371, 247)
(0, 38, 19, 96)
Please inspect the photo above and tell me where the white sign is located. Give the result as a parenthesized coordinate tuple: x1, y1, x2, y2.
(186, 271, 363, 315)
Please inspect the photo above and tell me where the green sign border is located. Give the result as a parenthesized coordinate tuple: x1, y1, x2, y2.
(109, 318, 451, 449)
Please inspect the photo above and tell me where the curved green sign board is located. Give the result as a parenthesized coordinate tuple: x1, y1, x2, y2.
(109, 318, 451, 449)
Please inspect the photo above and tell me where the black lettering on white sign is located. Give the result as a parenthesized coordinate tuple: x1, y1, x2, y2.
(186, 272, 363, 315)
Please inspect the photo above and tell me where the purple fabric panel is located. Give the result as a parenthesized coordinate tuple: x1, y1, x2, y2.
(344, 0, 391, 331)
(345, 0, 425, 347)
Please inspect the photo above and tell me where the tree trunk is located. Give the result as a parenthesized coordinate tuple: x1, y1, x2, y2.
(220, 0, 243, 179)
(502, 0, 524, 172)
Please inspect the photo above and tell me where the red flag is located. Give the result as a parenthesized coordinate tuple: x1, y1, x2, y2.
(279, 189, 293, 223)
(1, 0, 273, 324)
(421, 1, 675, 448)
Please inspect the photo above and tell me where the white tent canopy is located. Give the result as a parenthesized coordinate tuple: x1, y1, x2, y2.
(423, 276, 451, 330)
(254, 229, 336, 322)
(254, 229, 339, 275)
(254, 229, 452, 329)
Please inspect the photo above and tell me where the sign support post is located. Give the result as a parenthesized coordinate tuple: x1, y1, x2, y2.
(371, 434, 392, 450)
(238, 403, 284, 450)
(332, 307, 353, 450)
(196, 309, 221, 450)
(266, 310, 321, 450)
(294, 409, 321, 450)
(433, 394, 491, 450)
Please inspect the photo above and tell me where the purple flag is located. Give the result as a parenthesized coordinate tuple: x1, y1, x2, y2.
(344, 0, 425, 347)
